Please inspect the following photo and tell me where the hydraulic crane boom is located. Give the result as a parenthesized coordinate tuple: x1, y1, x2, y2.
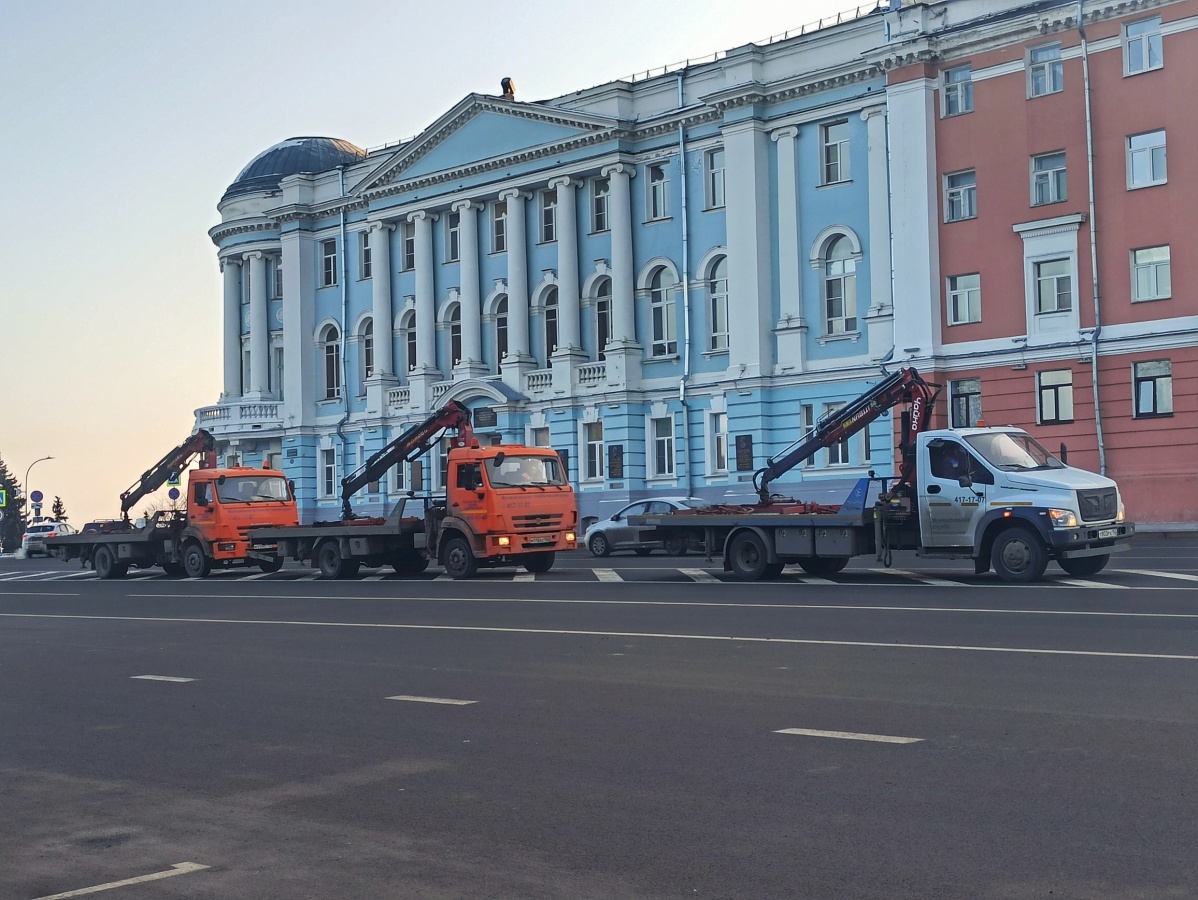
(340, 400, 475, 519)
(120, 429, 217, 522)
(753, 367, 941, 504)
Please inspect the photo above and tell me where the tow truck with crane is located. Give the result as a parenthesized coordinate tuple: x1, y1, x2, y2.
(248, 400, 578, 579)
(46, 430, 298, 578)
(631, 367, 1134, 583)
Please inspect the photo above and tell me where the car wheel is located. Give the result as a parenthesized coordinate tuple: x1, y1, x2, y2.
(442, 536, 477, 579)
(182, 542, 211, 578)
(588, 533, 611, 558)
(1057, 554, 1110, 577)
(727, 531, 769, 581)
(523, 551, 555, 573)
(991, 527, 1049, 583)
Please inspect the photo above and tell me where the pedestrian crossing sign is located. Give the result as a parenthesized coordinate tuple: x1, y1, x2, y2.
(0, 488, 6, 507)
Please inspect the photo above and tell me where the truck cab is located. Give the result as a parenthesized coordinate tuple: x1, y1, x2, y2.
(181, 466, 298, 576)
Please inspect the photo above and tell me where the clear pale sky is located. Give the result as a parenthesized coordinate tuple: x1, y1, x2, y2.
(1, 0, 867, 525)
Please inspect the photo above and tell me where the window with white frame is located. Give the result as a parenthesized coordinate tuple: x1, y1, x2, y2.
(710, 411, 728, 473)
(360, 319, 374, 390)
(705, 148, 725, 209)
(531, 427, 550, 447)
(1128, 130, 1166, 188)
(1035, 259, 1072, 314)
(947, 273, 981, 325)
(320, 324, 340, 399)
(543, 287, 559, 361)
(272, 346, 284, 400)
(945, 170, 977, 221)
(401, 222, 415, 271)
(447, 304, 462, 366)
(359, 231, 372, 279)
(1133, 360, 1173, 417)
(392, 459, 406, 492)
(800, 405, 815, 467)
(321, 239, 337, 287)
(648, 268, 677, 356)
(592, 177, 609, 232)
(595, 277, 612, 361)
(1132, 245, 1171, 301)
(403, 312, 417, 372)
(647, 163, 669, 220)
(494, 296, 508, 371)
(1124, 16, 1163, 75)
(942, 64, 973, 116)
(320, 448, 337, 497)
(950, 378, 982, 427)
(708, 256, 729, 351)
(823, 236, 858, 336)
(437, 437, 450, 489)
(271, 258, 283, 299)
(1037, 369, 1074, 424)
(446, 211, 460, 262)
(540, 190, 557, 243)
(1029, 43, 1063, 97)
(1032, 151, 1067, 205)
(821, 120, 850, 184)
(650, 416, 675, 477)
(584, 421, 604, 480)
(823, 403, 850, 465)
(492, 200, 507, 254)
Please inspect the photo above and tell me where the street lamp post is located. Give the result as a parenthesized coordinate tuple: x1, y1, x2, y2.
(23, 455, 54, 521)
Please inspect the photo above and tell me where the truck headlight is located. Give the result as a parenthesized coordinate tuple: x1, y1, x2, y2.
(565, 532, 576, 543)
(1116, 501, 1125, 523)
(497, 535, 511, 548)
(1048, 508, 1078, 528)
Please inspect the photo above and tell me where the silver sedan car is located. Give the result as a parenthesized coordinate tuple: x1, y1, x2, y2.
(584, 497, 710, 557)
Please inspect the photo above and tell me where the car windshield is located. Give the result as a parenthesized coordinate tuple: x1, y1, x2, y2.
(215, 476, 291, 504)
(964, 431, 1066, 471)
(485, 455, 567, 488)
(677, 499, 711, 510)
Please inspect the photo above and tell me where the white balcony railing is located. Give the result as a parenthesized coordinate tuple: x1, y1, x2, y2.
(387, 386, 411, 407)
(526, 369, 552, 393)
(576, 362, 606, 387)
(431, 381, 452, 402)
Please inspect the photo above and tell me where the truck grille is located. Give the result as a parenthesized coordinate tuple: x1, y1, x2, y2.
(1077, 488, 1117, 523)
(511, 513, 563, 532)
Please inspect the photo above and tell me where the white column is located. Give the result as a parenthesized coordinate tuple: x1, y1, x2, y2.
(498, 189, 532, 362)
(862, 104, 896, 362)
(246, 251, 270, 396)
(368, 222, 396, 380)
(452, 199, 488, 377)
(772, 126, 806, 374)
(410, 210, 438, 373)
(723, 122, 774, 376)
(604, 164, 636, 343)
(221, 257, 242, 398)
(280, 230, 316, 425)
(549, 176, 581, 351)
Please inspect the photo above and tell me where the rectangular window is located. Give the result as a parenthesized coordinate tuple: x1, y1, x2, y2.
(591, 177, 609, 233)
(530, 426, 550, 447)
(401, 222, 415, 271)
(392, 460, 406, 491)
(1032, 152, 1067, 205)
(491, 200, 507, 253)
(321, 448, 336, 497)
(800, 405, 815, 468)
(321, 239, 337, 287)
(1128, 130, 1167, 188)
(359, 231, 372, 279)
(272, 346, 284, 400)
(540, 190, 557, 242)
(584, 421, 604, 480)
(446, 211, 460, 262)
(1132, 245, 1171, 302)
(647, 164, 670, 220)
(271, 258, 283, 300)
(705, 148, 725, 209)
(1124, 16, 1163, 75)
(947, 273, 981, 325)
(1029, 43, 1063, 97)
(1035, 259, 1072, 314)
(710, 411, 728, 473)
(1037, 369, 1074, 424)
(821, 120, 850, 184)
(651, 416, 675, 477)
(1133, 360, 1173, 417)
(942, 65, 973, 116)
(823, 403, 849, 465)
(945, 170, 977, 221)
(950, 378, 982, 428)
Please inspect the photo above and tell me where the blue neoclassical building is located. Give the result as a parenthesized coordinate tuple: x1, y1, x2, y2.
(197, 9, 900, 525)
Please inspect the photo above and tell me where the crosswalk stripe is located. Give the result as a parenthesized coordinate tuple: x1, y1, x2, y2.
(1056, 577, 1127, 589)
(513, 572, 535, 582)
(680, 568, 719, 583)
(595, 568, 623, 582)
(1120, 568, 1198, 583)
(885, 568, 969, 587)
(363, 574, 387, 581)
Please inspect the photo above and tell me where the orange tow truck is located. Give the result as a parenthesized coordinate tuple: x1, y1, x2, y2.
(46, 430, 298, 578)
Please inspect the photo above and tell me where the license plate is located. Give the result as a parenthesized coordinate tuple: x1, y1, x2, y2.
(1098, 528, 1118, 539)
(527, 537, 555, 545)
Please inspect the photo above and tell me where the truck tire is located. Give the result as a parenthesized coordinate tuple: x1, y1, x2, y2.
(991, 527, 1048, 583)
(442, 536, 478, 579)
(728, 531, 769, 581)
(317, 542, 352, 579)
(182, 542, 211, 578)
(257, 556, 284, 573)
(588, 533, 611, 558)
(663, 537, 688, 557)
(798, 557, 848, 577)
(523, 552, 555, 573)
(390, 552, 429, 575)
(1057, 554, 1110, 577)
(94, 546, 127, 580)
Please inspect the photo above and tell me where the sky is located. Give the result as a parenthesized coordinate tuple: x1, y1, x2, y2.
(0, 0, 870, 525)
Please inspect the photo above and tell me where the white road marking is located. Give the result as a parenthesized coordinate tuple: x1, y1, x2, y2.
(386, 695, 477, 705)
(33, 861, 209, 899)
(434, 573, 454, 581)
(131, 675, 197, 683)
(793, 575, 836, 585)
(7, 613, 1196, 661)
(1056, 577, 1127, 590)
(1121, 568, 1198, 583)
(775, 728, 923, 744)
(885, 568, 969, 587)
(298, 573, 320, 581)
(595, 568, 623, 582)
(680, 568, 720, 583)
(513, 572, 535, 582)
(43, 571, 97, 580)
(0, 571, 57, 581)
(242, 571, 274, 581)
(364, 574, 387, 581)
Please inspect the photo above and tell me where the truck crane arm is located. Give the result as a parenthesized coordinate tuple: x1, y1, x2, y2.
(753, 367, 940, 504)
(340, 400, 475, 520)
(119, 429, 217, 522)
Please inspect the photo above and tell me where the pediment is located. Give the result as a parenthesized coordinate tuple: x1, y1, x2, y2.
(354, 94, 618, 196)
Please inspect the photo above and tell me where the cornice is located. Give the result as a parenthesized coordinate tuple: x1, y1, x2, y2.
(209, 218, 279, 245)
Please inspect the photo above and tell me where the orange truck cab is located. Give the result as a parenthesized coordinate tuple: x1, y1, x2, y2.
(182, 466, 299, 576)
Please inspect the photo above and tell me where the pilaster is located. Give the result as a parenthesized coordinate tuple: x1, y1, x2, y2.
(452, 199, 489, 379)
(221, 257, 243, 398)
(771, 126, 806, 374)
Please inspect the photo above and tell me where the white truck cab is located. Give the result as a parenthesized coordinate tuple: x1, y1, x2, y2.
(915, 427, 1133, 581)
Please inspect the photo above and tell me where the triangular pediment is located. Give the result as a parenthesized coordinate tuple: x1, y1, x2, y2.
(354, 94, 618, 195)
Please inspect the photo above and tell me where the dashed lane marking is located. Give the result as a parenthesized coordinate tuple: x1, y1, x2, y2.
(386, 695, 477, 705)
(131, 675, 197, 683)
(775, 728, 923, 744)
(680, 568, 720, 583)
(595, 568, 623, 582)
(33, 861, 210, 899)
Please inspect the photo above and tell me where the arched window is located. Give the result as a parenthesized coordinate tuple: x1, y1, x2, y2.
(824, 236, 857, 335)
(708, 257, 728, 351)
(320, 324, 341, 400)
(360, 319, 374, 393)
(449, 304, 462, 367)
(595, 277, 612, 361)
(649, 268, 676, 357)
(495, 296, 509, 373)
(402, 312, 417, 373)
(544, 287, 559, 364)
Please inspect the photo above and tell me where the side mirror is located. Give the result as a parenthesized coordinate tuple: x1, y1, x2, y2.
(957, 475, 973, 489)
(288, 479, 296, 499)
(494, 451, 506, 467)
(1059, 442, 1069, 465)
(217, 475, 226, 485)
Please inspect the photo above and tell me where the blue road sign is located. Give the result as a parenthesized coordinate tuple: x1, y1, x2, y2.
(30, 490, 43, 503)
(168, 488, 180, 501)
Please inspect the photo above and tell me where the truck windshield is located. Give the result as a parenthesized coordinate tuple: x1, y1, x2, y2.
(215, 476, 291, 504)
(964, 432, 1066, 471)
(485, 455, 567, 488)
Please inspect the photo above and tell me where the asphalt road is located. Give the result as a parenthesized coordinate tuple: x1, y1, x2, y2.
(2, 537, 1196, 898)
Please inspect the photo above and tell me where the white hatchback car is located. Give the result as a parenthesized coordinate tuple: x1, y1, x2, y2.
(21, 521, 76, 557)
(584, 497, 710, 557)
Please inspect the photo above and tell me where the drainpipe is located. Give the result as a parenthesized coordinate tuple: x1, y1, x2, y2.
(677, 70, 694, 496)
(1078, 1, 1107, 474)
(335, 165, 352, 483)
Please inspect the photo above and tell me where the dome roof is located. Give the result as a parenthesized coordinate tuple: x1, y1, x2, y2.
(223, 136, 367, 201)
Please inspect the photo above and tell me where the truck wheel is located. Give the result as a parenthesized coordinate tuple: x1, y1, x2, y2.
(162, 561, 185, 577)
(991, 527, 1048, 583)
(257, 556, 284, 573)
(182, 542, 211, 578)
(523, 552, 555, 573)
(1058, 554, 1110, 577)
(442, 536, 478, 579)
(798, 557, 848, 577)
(317, 542, 348, 579)
(94, 546, 126, 580)
(728, 532, 769, 581)
(588, 533, 611, 558)
(663, 537, 688, 557)
(390, 552, 429, 575)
